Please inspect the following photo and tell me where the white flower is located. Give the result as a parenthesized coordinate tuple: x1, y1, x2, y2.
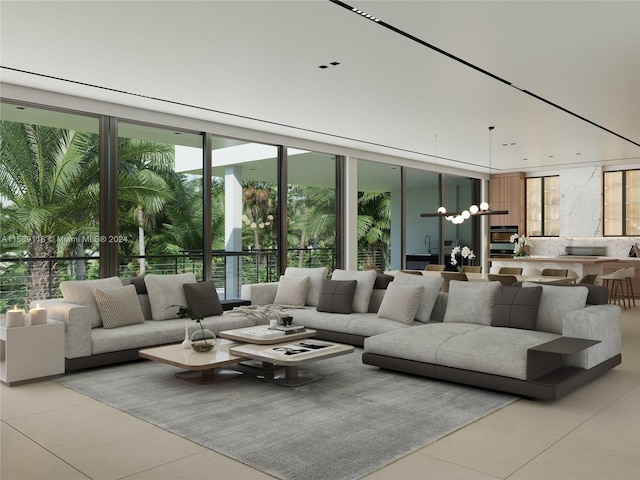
(510, 233, 519, 244)
(461, 246, 471, 258)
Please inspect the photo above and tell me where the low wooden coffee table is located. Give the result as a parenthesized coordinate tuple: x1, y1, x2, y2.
(230, 339, 354, 386)
(139, 339, 247, 384)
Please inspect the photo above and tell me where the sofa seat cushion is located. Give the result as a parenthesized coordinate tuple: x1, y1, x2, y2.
(285, 307, 352, 334)
(364, 323, 560, 380)
(91, 312, 260, 355)
(347, 315, 424, 337)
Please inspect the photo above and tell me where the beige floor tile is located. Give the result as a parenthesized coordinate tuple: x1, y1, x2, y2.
(419, 422, 552, 478)
(508, 443, 640, 480)
(6, 401, 205, 480)
(596, 385, 640, 424)
(1, 422, 90, 480)
(558, 415, 640, 462)
(0, 380, 92, 420)
(477, 397, 596, 441)
(363, 452, 501, 480)
(125, 450, 276, 480)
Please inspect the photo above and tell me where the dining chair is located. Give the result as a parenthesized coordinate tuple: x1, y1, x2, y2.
(487, 274, 518, 286)
(424, 264, 445, 272)
(578, 274, 598, 285)
(440, 271, 468, 292)
(464, 266, 482, 273)
(399, 270, 422, 276)
(541, 268, 569, 277)
(600, 268, 628, 310)
(498, 267, 523, 275)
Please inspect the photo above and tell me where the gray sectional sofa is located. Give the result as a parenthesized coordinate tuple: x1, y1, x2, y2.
(34, 273, 259, 370)
(241, 268, 622, 400)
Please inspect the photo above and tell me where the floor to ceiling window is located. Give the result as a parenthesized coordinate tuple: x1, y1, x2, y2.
(287, 149, 337, 272)
(116, 122, 204, 280)
(0, 102, 100, 308)
(604, 169, 640, 236)
(405, 169, 442, 269)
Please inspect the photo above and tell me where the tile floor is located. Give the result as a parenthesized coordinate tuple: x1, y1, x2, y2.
(2, 305, 638, 480)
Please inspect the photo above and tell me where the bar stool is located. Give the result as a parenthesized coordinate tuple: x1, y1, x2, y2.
(600, 268, 627, 309)
(624, 267, 636, 307)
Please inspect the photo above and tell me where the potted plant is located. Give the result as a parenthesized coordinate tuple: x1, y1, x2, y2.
(450, 246, 476, 272)
(510, 234, 531, 257)
(172, 305, 216, 352)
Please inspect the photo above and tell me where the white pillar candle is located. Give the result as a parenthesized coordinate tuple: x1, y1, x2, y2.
(29, 304, 48, 325)
(6, 306, 25, 327)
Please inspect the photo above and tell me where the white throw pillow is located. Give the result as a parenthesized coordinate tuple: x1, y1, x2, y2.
(274, 275, 310, 306)
(392, 272, 443, 322)
(60, 276, 123, 328)
(331, 269, 377, 313)
(144, 273, 197, 321)
(284, 267, 328, 306)
(94, 285, 145, 329)
(522, 282, 588, 333)
(377, 284, 424, 324)
(443, 281, 501, 326)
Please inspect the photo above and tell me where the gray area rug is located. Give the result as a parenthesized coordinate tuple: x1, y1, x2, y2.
(56, 349, 517, 480)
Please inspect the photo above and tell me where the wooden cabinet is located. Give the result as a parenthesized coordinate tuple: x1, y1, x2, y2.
(489, 172, 525, 231)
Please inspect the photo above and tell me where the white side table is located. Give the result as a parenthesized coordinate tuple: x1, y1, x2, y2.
(0, 318, 65, 386)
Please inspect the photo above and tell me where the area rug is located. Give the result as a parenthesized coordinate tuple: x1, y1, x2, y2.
(55, 349, 517, 480)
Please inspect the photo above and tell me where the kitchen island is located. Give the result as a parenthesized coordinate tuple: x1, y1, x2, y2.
(489, 256, 619, 279)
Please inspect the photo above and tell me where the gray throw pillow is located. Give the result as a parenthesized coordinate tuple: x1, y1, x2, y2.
(274, 275, 310, 306)
(392, 272, 443, 322)
(443, 281, 501, 326)
(331, 269, 377, 313)
(374, 273, 394, 289)
(522, 282, 589, 333)
(491, 286, 543, 330)
(377, 284, 424, 324)
(122, 276, 147, 294)
(316, 279, 357, 314)
(183, 281, 223, 317)
(93, 285, 145, 329)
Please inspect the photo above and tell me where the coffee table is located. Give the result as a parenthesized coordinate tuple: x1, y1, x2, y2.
(218, 324, 316, 344)
(139, 339, 247, 384)
(230, 339, 354, 386)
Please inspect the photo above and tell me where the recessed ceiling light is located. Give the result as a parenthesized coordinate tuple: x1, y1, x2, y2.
(330, 61, 340, 66)
(576, 152, 582, 155)
(549, 155, 554, 158)
(523, 158, 528, 161)
(318, 65, 328, 69)
(16, 106, 25, 110)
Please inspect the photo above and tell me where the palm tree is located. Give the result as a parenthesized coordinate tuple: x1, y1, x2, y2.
(357, 191, 392, 269)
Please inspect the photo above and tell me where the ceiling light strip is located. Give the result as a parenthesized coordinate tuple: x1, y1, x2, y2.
(328, 0, 640, 148)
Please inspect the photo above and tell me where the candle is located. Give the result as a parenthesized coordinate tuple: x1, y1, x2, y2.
(29, 304, 48, 326)
(6, 305, 25, 327)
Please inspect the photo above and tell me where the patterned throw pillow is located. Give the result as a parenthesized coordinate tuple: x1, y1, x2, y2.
(316, 279, 357, 314)
(93, 285, 145, 329)
(392, 272, 443, 322)
(491, 286, 543, 330)
(183, 281, 223, 317)
(274, 275, 311, 306)
(376, 284, 424, 324)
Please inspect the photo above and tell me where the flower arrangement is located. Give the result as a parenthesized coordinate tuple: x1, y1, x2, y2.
(450, 245, 475, 272)
(510, 234, 531, 257)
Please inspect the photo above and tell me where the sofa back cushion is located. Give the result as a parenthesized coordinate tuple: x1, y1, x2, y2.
(392, 272, 443, 322)
(144, 273, 197, 320)
(514, 281, 608, 305)
(331, 269, 377, 313)
(522, 282, 588, 333)
(443, 281, 501, 326)
(283, 267, 328, 306)
(60, 276, 123, 328)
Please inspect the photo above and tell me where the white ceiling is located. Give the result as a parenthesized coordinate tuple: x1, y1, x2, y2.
(1, 0, 638, 175)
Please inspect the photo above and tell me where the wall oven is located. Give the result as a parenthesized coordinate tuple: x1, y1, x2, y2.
(490, 225, 518, 257)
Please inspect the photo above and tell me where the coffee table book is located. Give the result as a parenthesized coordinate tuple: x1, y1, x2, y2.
(218, 325, 316, 345)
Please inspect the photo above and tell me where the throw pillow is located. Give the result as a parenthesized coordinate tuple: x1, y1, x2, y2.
(331, 269, 377, 313)
(144, 273, 198, 321)
(274, 275, 310, 306)
(283, 267, 328, 306)
(122, 276, 147, 294)
(377, 284, 424, 324)
(491, 286, 543, 330)
(522, 282, 589, 333)
(183, 281, 223, 317)
(316, 279, 357, 314)
(374, 273, 394, 289)
(60, 276, 123, 328)
(443, 281, 501, 326)
(93, 285, 145, 329)
(392, 272, 443, 322)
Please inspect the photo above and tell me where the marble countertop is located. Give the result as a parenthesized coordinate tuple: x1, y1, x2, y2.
(489, 256, 621, 264)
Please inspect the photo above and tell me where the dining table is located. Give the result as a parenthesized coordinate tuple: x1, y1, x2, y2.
(386, 270, 578, 284)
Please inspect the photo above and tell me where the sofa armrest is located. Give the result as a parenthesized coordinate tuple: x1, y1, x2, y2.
(240, 282, 279, 306)
(562, 304, 621, 369)
(30, 299, 92, 359)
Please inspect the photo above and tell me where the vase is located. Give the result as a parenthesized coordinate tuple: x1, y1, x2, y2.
(190, 327, 216, 352)
(181, 320, 191, 349)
